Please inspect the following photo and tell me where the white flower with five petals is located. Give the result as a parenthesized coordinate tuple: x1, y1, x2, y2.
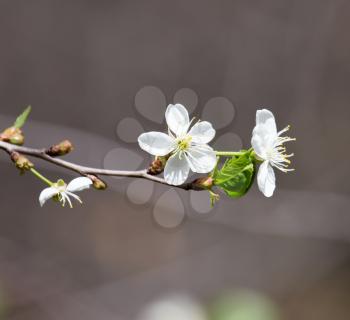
(138, 104, 217, 185)
(251, 109, 295, 197)
(39, 177, 92, 207)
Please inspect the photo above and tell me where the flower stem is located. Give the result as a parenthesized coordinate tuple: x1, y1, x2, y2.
(30, 168, 53, 186)
(215, 151, 245, 157)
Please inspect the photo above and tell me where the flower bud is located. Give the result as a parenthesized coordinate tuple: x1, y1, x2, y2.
(147, 156, 168, 175)
(9, 134, 25, 145)
(10, 151, 34, 173)
(46, 140, 74, 157)
(87, 175, 107, 190)
(0, 127, 25, 145)
(192, 176, 214, 190)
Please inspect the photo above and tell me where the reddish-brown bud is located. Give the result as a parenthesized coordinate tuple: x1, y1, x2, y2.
(46, 140, 74, 156)
(10, 151, 34, 173)
(87, 175, 107, 190)
(147, 156, 168, 175)
(191, 176, 214, 190)
(0, 127, 25, 145)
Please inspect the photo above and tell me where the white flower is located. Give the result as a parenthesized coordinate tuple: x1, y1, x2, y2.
(251, 109, 295, 197)
(39, 177, 92, 208)
(138, 104, 217, 185)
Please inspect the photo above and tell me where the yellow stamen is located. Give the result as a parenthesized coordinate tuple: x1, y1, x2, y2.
(177, 136, 192, 151)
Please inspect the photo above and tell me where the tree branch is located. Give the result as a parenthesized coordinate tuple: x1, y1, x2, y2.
(0, 140, 200, 191)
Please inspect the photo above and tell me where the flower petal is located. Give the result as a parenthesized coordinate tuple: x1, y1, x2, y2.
(165, 104, 190, 137)
(257, 160, 276, 197)
(66, 177, 92, 193)
(186, 144, 217, 173)
(256, 109, 274, 125)
(251, 128, 273, 159)
(251, 119, 277, 159)
(256, 109, 277, 136)
(39, 187, 59, 207)
(138, 131, 175, 156)
(188, 121, 216, 144)
(164, 153, 190, 185)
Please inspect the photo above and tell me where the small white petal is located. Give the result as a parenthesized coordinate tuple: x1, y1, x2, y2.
(138, 131, 175, 156)
(256, 109, 274, 125)
(165, 104, 190, 137)
(67, 177, 92, 193)
(188, 121, 216, 144)
(251, 131, 273, 159)
(186, 145, 217, 173)
(39, 187, 59, 207)
(164, 153, 190, 185)
(251, 132, 264, 158)
(256, 109, 277, 136)
(251, 124, 277, 159)
(257, 160, 276, 197)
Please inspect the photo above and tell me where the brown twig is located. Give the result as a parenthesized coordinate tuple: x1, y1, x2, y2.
(0, 140, 201, 191)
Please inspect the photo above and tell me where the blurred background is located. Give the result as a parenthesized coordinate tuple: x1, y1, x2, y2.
(0, 0, 350, 319)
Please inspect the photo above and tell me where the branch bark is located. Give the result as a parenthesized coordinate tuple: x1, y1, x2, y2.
(0, 140, 201, 191)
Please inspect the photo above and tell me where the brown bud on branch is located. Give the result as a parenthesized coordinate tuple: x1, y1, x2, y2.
(0, 127, 25, 145)
(147, 155, 169, 175)
(46, 140, 74, 157)
(87, 174, 107, 190)
(191, 176, 214, 191)
(10, 151, 34, 173)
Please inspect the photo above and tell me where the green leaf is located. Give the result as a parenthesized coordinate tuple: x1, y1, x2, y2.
(213, 151, 255, 198)
(14, 106, 31, 129)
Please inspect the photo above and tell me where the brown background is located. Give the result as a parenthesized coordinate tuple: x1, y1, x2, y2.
(0, 1, 350, 319)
